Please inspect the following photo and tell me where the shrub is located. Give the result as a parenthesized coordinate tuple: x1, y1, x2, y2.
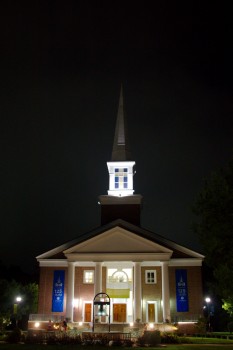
(122, 339, 133, 347)
(161, 332, 181, 344)
(178, 336, 193, 344)
(137, 330, 161, 346)
(7, 327, 22, 343)
(25, 329, 44, 344)
(228, 321, 233, 333)
(195, 317, 207, 334)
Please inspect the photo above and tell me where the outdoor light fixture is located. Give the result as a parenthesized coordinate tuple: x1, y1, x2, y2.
(149, 323, 154, 329)
(97, 304, 107, 316)
(93, 292, 111, 332)
(13, 295, 22, 322)
(205, 297, 212, 332)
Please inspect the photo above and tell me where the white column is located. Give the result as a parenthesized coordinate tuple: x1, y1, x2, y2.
(134, 262, 142, 321)
(161, 261, 171, 322)
(94, 262, 102, 295)
(66, 262, 75, 322)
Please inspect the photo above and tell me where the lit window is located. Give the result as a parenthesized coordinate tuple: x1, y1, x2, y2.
(114, 168, 128, 189)
(83, 270, 94, 284)
(145, 270, 156, 284)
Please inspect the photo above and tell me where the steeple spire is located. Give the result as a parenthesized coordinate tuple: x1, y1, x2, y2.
(111, 86, 131, 161)
(106, 86, 135, 197)
(98, 86, 142, 226)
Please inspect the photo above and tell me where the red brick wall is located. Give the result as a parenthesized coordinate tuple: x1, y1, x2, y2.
(73, 267, 95, 322)
(37, 266, 68, 315)
(169, 266, 203, 321)
(141, 266, 163, 322)
(38, 265, 106, 320)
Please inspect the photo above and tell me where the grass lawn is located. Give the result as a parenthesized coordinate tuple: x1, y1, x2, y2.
(189, 337, 233, 344)
(1, 344, 233, 350)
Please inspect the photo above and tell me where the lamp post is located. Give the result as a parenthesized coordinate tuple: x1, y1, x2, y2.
(205, 297, 211, 332)
(14, 296, 22, 327)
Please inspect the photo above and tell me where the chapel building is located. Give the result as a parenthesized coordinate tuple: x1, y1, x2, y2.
(33, 88, 204, 332)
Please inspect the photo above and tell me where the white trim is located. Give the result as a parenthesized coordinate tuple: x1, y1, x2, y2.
(141, 261, 162, 267)
(37, 258, 202, 267)
(168, 259, 203, 267)
(104, 261, 134, 268)
(38, 260, 68, 267)
(145, 270, 157, 284)
(75, 262, 96, 267)
(64, 252, 172, 261)
(37, 260, 97, 267)
(107, 161, 135, 167)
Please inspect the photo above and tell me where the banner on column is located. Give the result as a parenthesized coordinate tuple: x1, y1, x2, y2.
(176, 269, 189, 312)
(52, 270, 65, 312)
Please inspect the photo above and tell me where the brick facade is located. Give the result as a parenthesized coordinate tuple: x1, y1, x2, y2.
(169, 266, 203, 322)
(38, 266, 68, 315)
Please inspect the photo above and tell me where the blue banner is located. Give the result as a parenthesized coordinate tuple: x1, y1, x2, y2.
(176, 269, 189, 312)
(52, 270, 65, 312)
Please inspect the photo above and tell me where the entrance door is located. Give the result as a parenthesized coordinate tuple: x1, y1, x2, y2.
(113, 304, 126, 322)
(147, 302, 157, 323)
(148, 303, 155, 322)
(84, 303, 92, 322)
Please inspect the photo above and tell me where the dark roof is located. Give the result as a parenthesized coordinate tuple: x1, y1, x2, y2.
(37, 219, 204, 260)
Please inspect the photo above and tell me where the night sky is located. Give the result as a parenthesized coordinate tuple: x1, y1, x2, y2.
(1, 2, 233, 273)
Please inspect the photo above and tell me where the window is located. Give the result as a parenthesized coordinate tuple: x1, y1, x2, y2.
(145, 270, 156, 284)
(107, 268, 132, 283)
(83, 270, 94, 284)
(114, 168, 128, 189)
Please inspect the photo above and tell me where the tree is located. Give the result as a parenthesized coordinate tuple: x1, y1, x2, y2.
(0, 279, 38, 330)
(193, 159, 233, 315)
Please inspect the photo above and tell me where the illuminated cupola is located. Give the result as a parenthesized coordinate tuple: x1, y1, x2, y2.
(99, 87, 142, 226)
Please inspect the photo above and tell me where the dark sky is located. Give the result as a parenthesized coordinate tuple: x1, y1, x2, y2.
(1, 2, 233, 273)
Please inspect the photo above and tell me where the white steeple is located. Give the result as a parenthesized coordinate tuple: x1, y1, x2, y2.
(107, 86, 135, 197)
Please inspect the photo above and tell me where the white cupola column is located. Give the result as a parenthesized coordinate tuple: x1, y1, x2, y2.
(94, 262, 102, 295)
(134, 262, 142, 321)
(66, 262, 75, 322)
(161, 261, 171, 322)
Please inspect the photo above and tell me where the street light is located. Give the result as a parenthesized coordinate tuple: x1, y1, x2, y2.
(14, 296, 22, 327)
(205, 297, 211, 332)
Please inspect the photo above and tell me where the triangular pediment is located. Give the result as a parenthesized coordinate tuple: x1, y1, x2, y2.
(64, 226, 172, 254)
